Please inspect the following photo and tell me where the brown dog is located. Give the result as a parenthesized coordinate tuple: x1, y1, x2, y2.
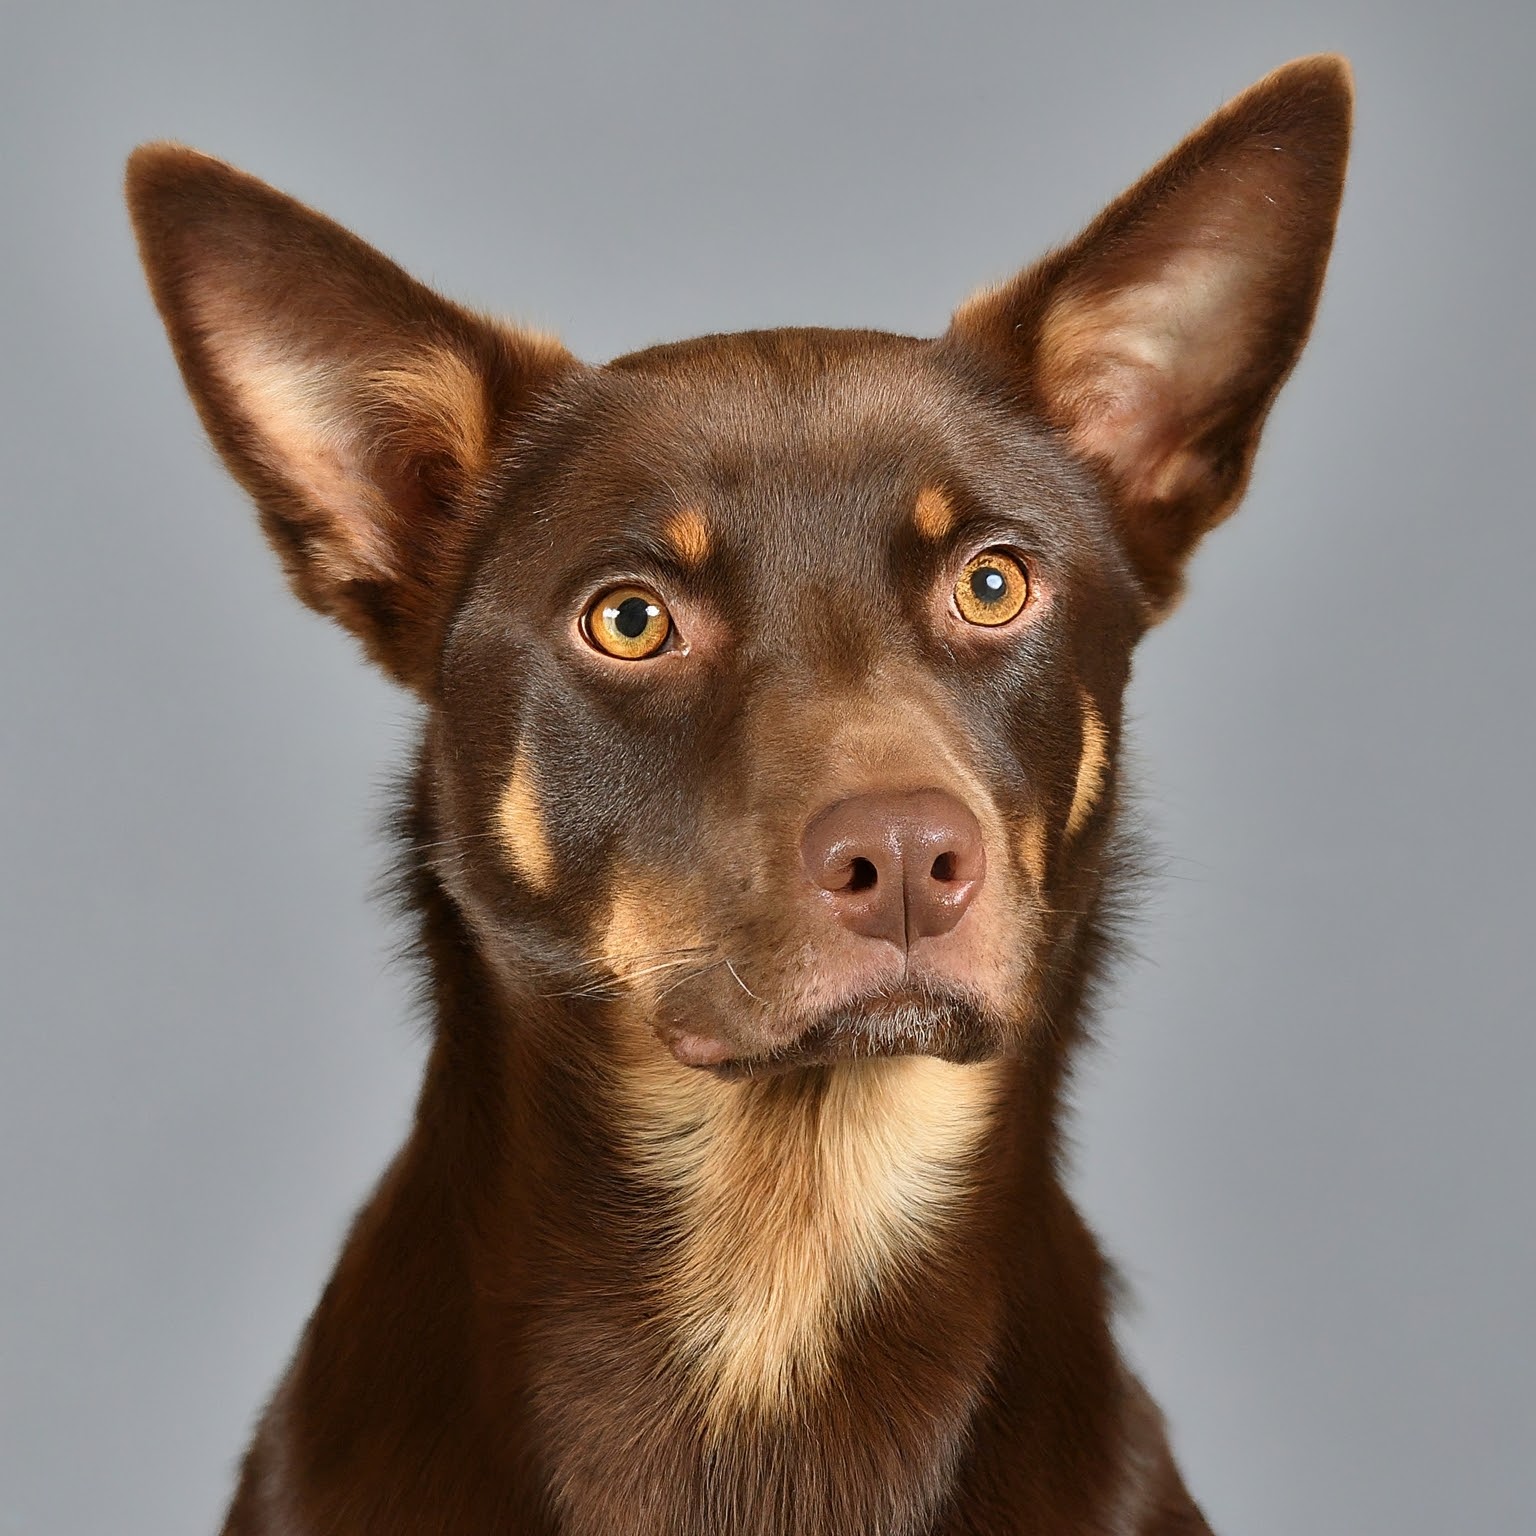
(127, 54, 1351, 1536)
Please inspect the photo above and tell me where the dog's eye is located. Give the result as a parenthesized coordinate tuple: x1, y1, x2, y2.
(954, 550, 1029, 626)
(584, 586, 673, 659)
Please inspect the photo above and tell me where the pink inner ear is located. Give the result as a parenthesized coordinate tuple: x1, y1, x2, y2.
(1031, 124, 1328, 509)
(1037, 241, 1268, 507)
(216, 333, 399, 572)
(191, 288, 502, 591)
(183, 253, 401, 579)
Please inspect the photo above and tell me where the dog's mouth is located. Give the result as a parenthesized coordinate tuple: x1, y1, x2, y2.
(679, 978, 1002, 1079)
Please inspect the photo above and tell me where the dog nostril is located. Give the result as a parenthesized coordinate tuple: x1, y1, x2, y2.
(845, 857, 879, 893)
(801, 789, 985, 948)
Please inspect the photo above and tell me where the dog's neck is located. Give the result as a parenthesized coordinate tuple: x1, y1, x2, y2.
(603, 1030, 1007, 1428)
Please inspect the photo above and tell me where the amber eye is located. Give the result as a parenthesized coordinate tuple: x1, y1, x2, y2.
(954, 550, 1030, 626)
(585, 585, 673, 659)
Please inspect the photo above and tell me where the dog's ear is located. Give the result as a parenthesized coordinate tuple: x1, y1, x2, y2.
(126, 144, 576, 691)
(947, 55, 1352, 618)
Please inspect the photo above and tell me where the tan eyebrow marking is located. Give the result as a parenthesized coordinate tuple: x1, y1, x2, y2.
(663, 506, 712, 566)
(495, 744, 555, 891)
(1066, 693, 1110, 840)
(913, 486, 957, 540)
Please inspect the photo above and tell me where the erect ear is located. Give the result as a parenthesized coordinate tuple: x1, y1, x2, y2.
(126, 144, 577, 691)
(947, 55, 1352, 618)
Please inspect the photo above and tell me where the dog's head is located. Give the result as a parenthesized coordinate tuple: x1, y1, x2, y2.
(127, 58, 1350, 1075)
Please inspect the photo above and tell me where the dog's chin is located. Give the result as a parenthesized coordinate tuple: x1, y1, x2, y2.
(697, 984, 1004, 1080)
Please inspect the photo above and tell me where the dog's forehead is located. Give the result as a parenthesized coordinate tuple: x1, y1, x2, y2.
(524, 329, 1086, 575)
(602, 335, 951, 496)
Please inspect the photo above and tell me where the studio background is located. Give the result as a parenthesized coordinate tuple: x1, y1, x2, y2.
(2, 2, 1532, 1532)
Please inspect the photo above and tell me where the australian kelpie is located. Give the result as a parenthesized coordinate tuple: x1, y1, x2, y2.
(127, 54, 1351, 1535)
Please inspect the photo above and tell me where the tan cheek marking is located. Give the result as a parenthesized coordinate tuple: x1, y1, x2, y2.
(913, 485, 956, 540)
(615, 1042, 1001, 1431)
(1015, 807, 1049, 889)
(1066, 693, 1111, 840)
(495, 747, 555, 892)
(663, 506, 712, 566)
(601, 884, 651, 967)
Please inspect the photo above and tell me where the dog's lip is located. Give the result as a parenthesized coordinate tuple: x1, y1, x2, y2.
(665, 1030, 739, 1069)
(663, 978, 992, 1074)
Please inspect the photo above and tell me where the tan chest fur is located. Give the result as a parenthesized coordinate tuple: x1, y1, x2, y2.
(614, 1040, 1001, 1431)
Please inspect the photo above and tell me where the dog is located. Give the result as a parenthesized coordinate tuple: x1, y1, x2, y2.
(127, 54, 1351, 1535)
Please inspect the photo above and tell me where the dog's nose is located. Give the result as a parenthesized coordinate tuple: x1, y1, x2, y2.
(800, 789, 985, 949)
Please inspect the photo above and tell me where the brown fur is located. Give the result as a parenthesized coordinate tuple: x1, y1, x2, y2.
(127, 55, 1352, 1536)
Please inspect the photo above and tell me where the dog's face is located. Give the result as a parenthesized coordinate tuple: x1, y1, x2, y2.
(127, 58, 1350, 1074)
(435, 333, 1137, 1071)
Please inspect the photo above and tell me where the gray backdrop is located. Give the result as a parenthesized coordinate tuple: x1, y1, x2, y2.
(2, 2, 1532, 1532)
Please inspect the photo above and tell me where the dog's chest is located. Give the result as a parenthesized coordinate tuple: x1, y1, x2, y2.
(629, 1053, 1001, 1422)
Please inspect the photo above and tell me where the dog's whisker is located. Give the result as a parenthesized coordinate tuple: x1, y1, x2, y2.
(533, 949, 722, 1000)
(723, 957, 764, 1003)
(651, 960, 728, 1003)
(610, 955, 718, 985)
(411, 829, 510, 856)
(531, 945, 716, 980)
